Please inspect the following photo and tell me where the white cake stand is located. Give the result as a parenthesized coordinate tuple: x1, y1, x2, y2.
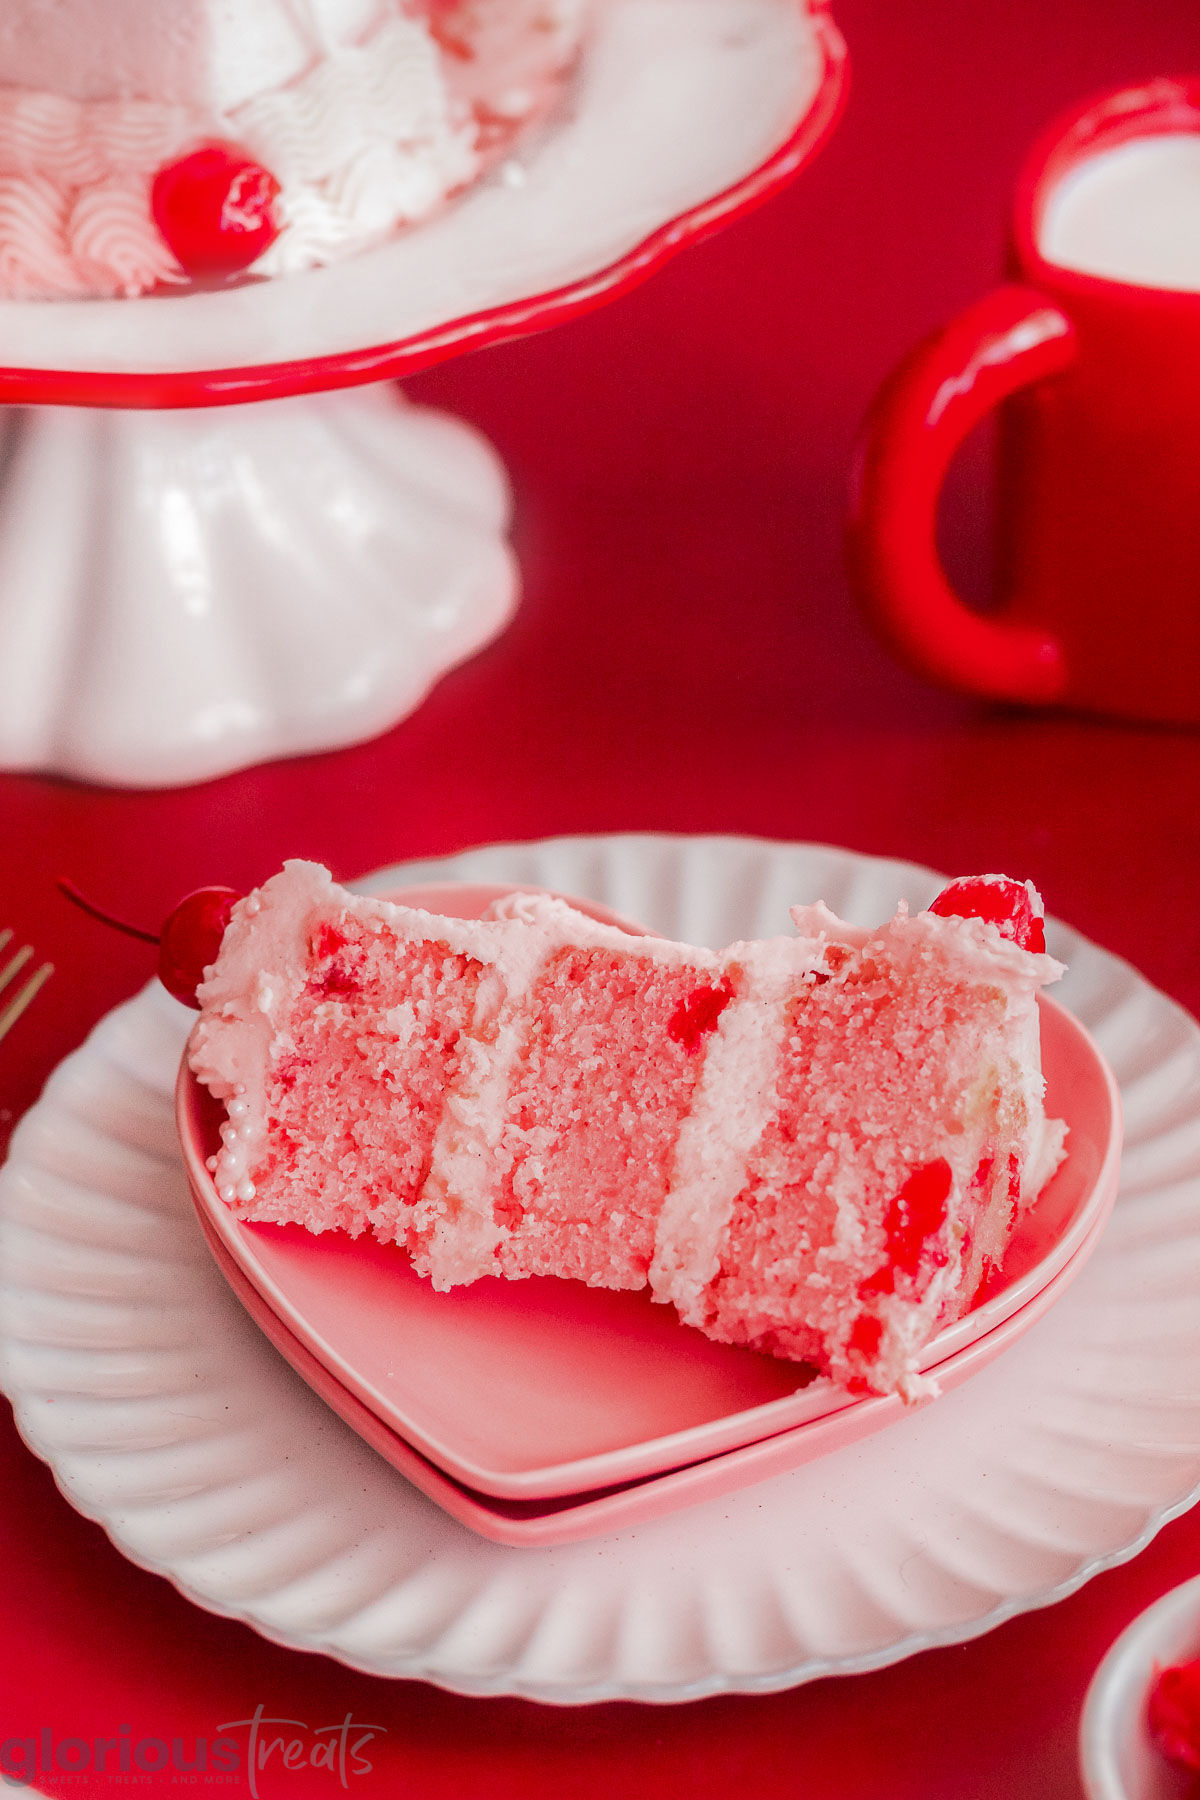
(0, 0, 845, 788)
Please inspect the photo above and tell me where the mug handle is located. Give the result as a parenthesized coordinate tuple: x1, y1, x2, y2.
(846, 284, 1077, 702)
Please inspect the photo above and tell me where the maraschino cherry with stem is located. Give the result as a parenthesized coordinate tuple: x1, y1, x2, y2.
(58, 880, 242, 1008)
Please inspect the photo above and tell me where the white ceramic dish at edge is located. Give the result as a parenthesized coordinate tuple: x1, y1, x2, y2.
(1080, 1573, 1200, 1800)
(1, 836, 1199, 1703)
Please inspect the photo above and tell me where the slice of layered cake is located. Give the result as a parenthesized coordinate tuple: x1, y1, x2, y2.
(188, 861, 1067, 1398)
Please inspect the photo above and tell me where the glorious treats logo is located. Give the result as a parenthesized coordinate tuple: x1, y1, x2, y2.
(0, 1709, 386, 1794)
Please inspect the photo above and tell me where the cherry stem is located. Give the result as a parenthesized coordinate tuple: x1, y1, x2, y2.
(57, 878, 160, 947)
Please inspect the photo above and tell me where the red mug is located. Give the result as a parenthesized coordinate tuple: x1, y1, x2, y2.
(847, 78, 1200, 726)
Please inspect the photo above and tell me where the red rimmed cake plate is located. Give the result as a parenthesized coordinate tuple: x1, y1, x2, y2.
(178, 881, 1123, 1512)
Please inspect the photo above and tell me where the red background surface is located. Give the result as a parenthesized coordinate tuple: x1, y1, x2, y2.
(2, 1, 1200, 1794)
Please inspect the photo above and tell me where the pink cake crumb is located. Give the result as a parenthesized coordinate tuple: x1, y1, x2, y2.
(493, 950, 737, 1288)
(189, 861, 1067, 1400)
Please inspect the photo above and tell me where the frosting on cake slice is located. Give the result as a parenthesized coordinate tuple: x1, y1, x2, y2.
(189, 860, 1068, 1398)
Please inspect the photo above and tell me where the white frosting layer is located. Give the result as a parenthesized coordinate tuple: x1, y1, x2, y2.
(0, 0, 587, 297)
(649, 935, 814, 1321)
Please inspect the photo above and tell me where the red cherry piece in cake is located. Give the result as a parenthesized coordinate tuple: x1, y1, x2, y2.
(883, 1157, 953, 1277)
(847, 1312, 883, 1361)
(1149, 1659, 1200, 1772)
(929, 875, 1047, 953)
(310, 922, 351, 961)
(667, 979, 735, 1053)
(859, 1159, 954, 1300)
(308, 919, 365, 998)
(159, 887, 242, 1008)
(315, 961, 362, 999)
(970, 1152, 995, 1192)
(152, 143, 281, 278)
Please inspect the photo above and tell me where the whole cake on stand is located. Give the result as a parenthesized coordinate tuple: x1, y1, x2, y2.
(0, 0, 847, 787)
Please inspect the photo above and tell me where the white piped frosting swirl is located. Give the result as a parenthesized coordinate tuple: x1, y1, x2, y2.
(0, 174, 87, 298)
(69, 175, 186, 297)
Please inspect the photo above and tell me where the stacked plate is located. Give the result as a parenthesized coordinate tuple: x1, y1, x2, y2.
(176, 877, 1123, 1548)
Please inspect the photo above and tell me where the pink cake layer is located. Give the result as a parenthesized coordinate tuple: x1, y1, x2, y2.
(189, 862, 1067, 1398)
(494, 947, 733, 1288)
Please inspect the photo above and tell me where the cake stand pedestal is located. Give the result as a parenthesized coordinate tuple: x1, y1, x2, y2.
(0, 0, 845, 789)
(0, 391, 516, 787)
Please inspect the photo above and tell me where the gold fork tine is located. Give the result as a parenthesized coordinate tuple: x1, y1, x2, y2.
(0, 931, 52, 1043)
(0, 940, 34, 997)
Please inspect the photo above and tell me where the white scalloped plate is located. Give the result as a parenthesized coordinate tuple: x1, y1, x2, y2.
(2, 835, 1199, 1704)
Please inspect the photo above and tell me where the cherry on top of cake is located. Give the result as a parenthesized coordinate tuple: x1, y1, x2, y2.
(929, 874, 1046, 954)
(58, 879, 241, 1004)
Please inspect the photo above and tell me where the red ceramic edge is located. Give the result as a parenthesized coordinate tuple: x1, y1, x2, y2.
(847, 74, 1200, 714)
(1012, 74, 1200, 309)
(845, 283, 1075, 703)
(0, 4, 848, 411)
